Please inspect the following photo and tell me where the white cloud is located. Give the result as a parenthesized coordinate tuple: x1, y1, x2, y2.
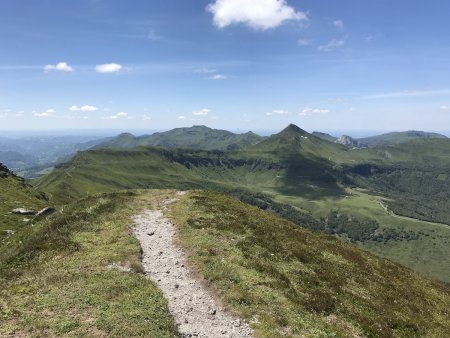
(16, 111, 24, 117)
(209, 74, 227, 80)
(178, 115, 187, 120)
(44, 62, 74, 72)
(96, 63, 123, 73)
(440, 105, 449, 110)
(109, 111, 129, 119)
(192, 108, 211, 116)
(297, 39, 312, 46)
(34, 109, 56, 118)
(69, 105, 99, 112)
(266, 109, 291, 116)
(142, 114, 151, 121)
(299, 108, 330, 116)
(207, 0, 307, 31)
(333, 20, 344, 30)
(0, 112, 7, 118)
(317, 39, 345, 52)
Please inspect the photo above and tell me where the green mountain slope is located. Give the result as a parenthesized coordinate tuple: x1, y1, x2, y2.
(0, 163, 48, 242)
(94, 125, 264, 151)
(170, 191, 450, 337)
(312, 131, 338, 142)
(34, 125, 450, 283)
(358, 130, 447, 147)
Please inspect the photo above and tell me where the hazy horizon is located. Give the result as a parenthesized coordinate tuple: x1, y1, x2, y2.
(1, 125, 450, 139)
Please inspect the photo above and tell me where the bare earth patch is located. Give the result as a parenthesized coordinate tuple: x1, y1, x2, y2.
(133, 195, 253, 338)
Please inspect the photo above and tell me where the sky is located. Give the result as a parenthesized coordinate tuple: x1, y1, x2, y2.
(1, 0, 450, 133)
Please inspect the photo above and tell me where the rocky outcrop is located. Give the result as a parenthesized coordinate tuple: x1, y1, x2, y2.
(335, 135, 367, 148)
(12, 208, 36, 215)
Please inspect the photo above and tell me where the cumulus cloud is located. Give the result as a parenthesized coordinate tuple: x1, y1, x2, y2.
(96, 63, 123, 73)
(192, 108, 211, 116)
(44, 62, 74, 72)
(299, 108, 330, 116)
(266, 109, 291, 116)
(109, 112, 129, 119)
(209, 74, 227, 80)
(317, 39, 345, 52)
(178, 115, 187, 119)
(69, 105, 99, 112)
(34, 108, 56, 118)
(207, 0, 307, 31)
(440, 105, 449, 110)
(333, 20, 344, 30)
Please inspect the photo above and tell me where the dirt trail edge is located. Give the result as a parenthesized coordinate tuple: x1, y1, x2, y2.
(133, 193, 254, 338)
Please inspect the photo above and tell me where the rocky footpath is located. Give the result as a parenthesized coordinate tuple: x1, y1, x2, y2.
(133, 195, 253, 338)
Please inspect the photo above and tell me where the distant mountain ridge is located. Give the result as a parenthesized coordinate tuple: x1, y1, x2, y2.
(94, 125, 264, 151)
(358, 130, 447, 147)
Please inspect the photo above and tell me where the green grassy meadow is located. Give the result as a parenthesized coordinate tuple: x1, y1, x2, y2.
(169, 190, 450, 337)
(0, 190, 177, 337)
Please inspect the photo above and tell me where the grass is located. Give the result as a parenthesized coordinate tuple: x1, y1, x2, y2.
(168, 190, 450, 337)
(0, 172, 48, 242)
(0, 190, 177, 337)
(271, 187, 450, 283)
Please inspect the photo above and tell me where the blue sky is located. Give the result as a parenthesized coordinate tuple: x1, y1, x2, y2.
(1, 0, 450, 133)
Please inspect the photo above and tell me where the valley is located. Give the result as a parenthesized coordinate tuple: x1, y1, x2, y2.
(29, 124, 450, 283)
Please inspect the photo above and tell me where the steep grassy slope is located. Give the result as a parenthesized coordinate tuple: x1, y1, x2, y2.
(169, 191, 450, 337)
(358, 130, 447, 147)
(0, 164, 48, 241)
(94, 125, 264, 151)
(0, 190, 177, 337)
(311, 131, 337, 142)
(35, 147, 285, 204)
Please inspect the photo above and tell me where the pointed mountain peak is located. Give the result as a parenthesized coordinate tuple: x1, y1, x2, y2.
(279, 124, 309, 136)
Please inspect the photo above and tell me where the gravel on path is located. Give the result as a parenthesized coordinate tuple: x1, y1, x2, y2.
(133, 194, 254, 338)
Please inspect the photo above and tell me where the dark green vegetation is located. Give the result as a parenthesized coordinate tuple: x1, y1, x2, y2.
(0, 163, 49, 241)
(347, 139, 450, 225)
(358, 130, 447, 148)
(0, 190, 177, 337)
(35, 124, 450, 283)
(311, 131, 337, 142)
(94, 125, 264, 151)
(170, 191, 450, 337)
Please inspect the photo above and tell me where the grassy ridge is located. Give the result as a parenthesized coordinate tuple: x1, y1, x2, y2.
(169, 191, 450, 337)
(94, 125, 264, 151)
(0, 190, 177, 337)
